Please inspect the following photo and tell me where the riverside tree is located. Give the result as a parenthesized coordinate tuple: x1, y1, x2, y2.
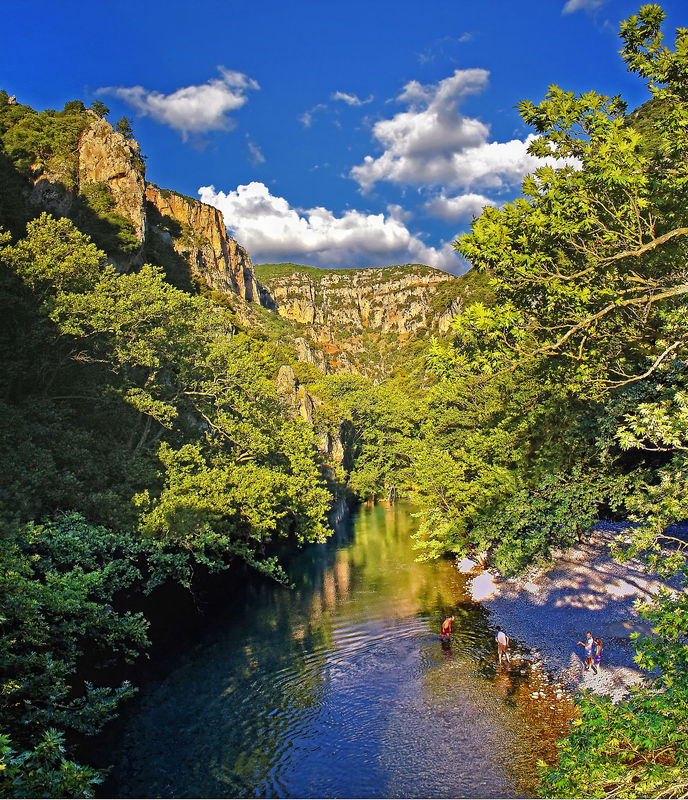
(411, 5, 688, 796)
(412, 4, 688, 573)
(0, 213, 332, 794)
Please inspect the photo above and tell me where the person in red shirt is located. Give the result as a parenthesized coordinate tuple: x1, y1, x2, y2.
(440, 615, 455, 642)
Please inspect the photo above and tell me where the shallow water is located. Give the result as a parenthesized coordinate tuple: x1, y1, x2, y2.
(104, 502, 574, 799)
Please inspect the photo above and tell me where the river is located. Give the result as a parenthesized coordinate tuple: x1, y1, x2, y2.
(101, 502, 574, 798)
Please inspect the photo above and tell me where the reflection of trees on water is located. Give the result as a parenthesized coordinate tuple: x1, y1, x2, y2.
(108, 501, 576, 798)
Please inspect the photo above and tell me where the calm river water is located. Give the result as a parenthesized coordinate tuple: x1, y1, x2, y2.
(102, 502, 574, 798)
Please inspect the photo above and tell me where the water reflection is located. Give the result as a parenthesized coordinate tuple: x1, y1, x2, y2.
(104, 502, 573, 799)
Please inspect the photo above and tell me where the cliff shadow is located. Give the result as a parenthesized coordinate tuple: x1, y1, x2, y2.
(144, 202, 197, 293)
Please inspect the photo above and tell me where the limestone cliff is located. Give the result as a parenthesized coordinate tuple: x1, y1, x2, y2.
(145, 185, 261, 304)
(24, 114, 265, 306)
(259, 264, 448, 333)
(78, 119, 147, 253)
(255, 263, 478, 377)
(275, 364, 345, 465)
(29, 115, 148, 272)
(14, 105, 484, 380)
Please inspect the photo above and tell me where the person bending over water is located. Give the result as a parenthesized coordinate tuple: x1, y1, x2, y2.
(495, 626, 511, 665)
(440, 615, 455, 642)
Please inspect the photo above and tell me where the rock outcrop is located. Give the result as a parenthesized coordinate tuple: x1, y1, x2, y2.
(25, 116, 266, 305)
(275, 365, 345, 464)
(260, 265, 449, 335)
(257, 263, 463, 377)
(78, 119, 147, 252)
(29, 116, 148, 272)
(145, 185, 261, 304)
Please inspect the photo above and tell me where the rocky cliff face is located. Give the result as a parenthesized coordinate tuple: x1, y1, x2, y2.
(256, 263, 465, 377)
(78, 120, 148, 250)
(262, 265, 448, 334)
(145, 185, 261, 304)
(27, 116, 264, 304)
(275, 364, 346, 465)
(20, 112, 476, 379)
(29, 116, 148, 272)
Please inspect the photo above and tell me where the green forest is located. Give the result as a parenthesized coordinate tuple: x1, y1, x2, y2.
(1, 5, 688, 798)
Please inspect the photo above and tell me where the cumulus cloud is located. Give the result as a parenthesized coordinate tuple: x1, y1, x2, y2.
(331, 91, 374, 106)
(424, 192, 497, 222)
(350, 69, 552, 197)
(562, 0, 606, 13)
(97, 68, 258, 140)
(198, 181, 465, 273)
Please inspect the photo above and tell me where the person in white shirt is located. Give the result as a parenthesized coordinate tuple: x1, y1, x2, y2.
(577, 631, 594, 672)
(495, 626, 511, 664)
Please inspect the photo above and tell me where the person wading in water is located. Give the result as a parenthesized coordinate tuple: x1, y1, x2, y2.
(495, 626, 511, 665)
(440, 615, 455, 642)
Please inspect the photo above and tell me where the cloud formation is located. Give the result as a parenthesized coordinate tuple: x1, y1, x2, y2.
(199, 182, 464, 273)
(350, 69, 551, 204)
(247, 140, 265, 166)
(423, 193, 497, 222)
(562, 0, 606, 13)
(97, 68, 258, 140)
(298, 103, 326, 128)
(331, 91, 374, 106)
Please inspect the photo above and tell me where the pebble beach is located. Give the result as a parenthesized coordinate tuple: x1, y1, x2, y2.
(464, 523, 687, 701)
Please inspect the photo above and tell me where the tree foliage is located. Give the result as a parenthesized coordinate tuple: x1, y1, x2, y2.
(0, 212, 332, 793)
(408, 6, 688, 796)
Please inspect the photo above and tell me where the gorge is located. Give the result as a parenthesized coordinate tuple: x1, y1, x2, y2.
(3, 12, 688, 794)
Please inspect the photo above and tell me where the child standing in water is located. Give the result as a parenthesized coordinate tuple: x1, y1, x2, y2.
(593, 638, 603, 674)
(440, 615, 455, 642)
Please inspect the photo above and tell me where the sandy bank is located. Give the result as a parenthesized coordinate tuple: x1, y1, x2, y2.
(464, 523, 686, 701)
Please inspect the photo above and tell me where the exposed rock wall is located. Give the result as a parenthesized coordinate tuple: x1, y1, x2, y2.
(78, 119, 147, 248)
(263, 266, 450, 335)
(258, 264, 460, 376)
(145, 185, 262, 304)
(275, 364, 345, 464)
(26, 116, 265, 305)
(29, 116, 148, 272)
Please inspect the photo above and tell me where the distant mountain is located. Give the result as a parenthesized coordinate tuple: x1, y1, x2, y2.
(254, 262, 492, 378)
(0, 93, 492, 379)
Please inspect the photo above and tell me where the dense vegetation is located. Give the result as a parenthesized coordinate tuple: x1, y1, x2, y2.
(0, 125, 334, 793)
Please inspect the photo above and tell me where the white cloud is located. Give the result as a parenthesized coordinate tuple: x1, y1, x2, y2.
(562, 0, 606, 13)
(97, 68, 258, 140)
(331, 91, 374, 106)
(298, 103, 326, 128)
(424, 193, 497, 222)
(350, 69, 550, 195)
(198, 181, 465, 273)
(247, 140, 265, 166)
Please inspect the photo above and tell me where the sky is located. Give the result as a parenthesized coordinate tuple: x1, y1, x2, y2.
(2, 0, 685, 274)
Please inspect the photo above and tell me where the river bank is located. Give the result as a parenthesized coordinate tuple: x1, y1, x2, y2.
(465, 523, 687, 701)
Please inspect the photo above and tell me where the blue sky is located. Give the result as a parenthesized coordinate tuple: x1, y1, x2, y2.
(2, 0, 685, 274)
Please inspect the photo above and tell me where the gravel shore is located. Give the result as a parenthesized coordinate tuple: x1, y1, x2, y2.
(465, 523, 687, 701)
